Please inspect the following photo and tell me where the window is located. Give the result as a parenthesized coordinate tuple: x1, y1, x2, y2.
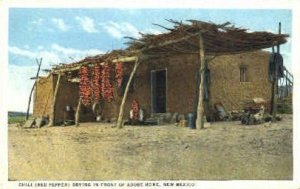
(240, 65, 248, 82)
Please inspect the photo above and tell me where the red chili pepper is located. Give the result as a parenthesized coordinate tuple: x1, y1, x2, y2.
(92, 64, 102, 102)
(79, 66, 92, 106)
(115, 62, 123, 87)
(101, 63, 114, 102)
(132, 99, 139, 121)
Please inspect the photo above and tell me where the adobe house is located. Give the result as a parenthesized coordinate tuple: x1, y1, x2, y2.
(32, 20, 289, 128)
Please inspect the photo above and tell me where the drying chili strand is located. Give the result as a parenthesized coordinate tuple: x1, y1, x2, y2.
(79, 66, 92, 106)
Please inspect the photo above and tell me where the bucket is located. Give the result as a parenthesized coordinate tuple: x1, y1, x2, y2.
(179, 120, 187, 127)
(187, 113, 196, 129)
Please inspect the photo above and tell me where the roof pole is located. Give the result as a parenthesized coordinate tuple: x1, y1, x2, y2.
(75, 97, 82, 127)
(116, 56, 140, 128)
(196, 33, 205, 129)
(26, 58, 42, 120)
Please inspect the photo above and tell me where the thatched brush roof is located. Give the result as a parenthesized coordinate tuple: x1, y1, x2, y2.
(51, 49, 133, 73)
(52, 19, 288, 73)
(126, 19, 288, 56)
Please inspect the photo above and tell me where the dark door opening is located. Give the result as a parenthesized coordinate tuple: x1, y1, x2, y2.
(151, 69, 167, 113)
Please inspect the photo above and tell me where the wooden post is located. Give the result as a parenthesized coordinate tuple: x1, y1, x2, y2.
(75, 97, 82, 127)
(26, 58, 42, 120)
(48, 74, 61, 126)
(271, 22, 281, 120)
(196, 33, 205, 129)
(116, 57, 140, 128)
(277, 22, 281, 54)
(271, 61, 279, 120)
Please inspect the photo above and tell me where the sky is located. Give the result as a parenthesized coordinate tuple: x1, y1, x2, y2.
(8, 8, 292, 112)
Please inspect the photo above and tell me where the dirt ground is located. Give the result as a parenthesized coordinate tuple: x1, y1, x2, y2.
(8, 114, 293, 181)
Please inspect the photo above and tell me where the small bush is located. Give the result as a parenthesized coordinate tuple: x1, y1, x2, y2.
(8, 116, 26, 124)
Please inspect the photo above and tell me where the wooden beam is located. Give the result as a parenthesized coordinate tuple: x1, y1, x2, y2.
(26, 58, 42, 120)
(196, 33, 206, 129)
(75, 97, 82, 126)
(53, 65, 83, 73)
(53, 57, 137, 74)
(116, 56, 140, 128)
(112, 56, 137, 63)
(48, 74, 61, 126)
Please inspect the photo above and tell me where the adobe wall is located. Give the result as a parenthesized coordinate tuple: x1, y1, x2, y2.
(53, 74, 95, 123)
(101, 62, 152, 120)
(100, 54, 199, 120)
(209, 51, 272, 112)
(33, 50, 272, 123)
(33, 75, 53, 118)
(147, 55, 198, 114)
(101, 50, 272, 121)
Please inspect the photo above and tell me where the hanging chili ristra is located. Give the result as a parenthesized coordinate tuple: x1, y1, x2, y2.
(132, 98, 139, 121)
(115, 62, 123, 87)
(92, 64, 102, 102)
(101, 63, 114, 102)
(79, 66, 92, 106)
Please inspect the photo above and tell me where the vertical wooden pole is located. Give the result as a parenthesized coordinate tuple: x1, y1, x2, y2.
(271, 61, 279, 120)
(272, 22, 281, 120)
(26, 58, 42, 120)
(116, 57, 140, 128)
(75, 97, 82, 127)
(48, 74, 61, 126)
(277, 22, 281, 54)
(196, 33, 205, 129)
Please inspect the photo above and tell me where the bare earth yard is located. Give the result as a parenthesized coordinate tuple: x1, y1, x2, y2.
(8, 114, 292, 180)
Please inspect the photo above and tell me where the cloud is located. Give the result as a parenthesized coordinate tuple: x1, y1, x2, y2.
(101, 21, 163, 39)
(51, 18, 70, 32)
(8, 64, 37, 112)
(38, 46, 44, 50)
(9, 46, 61, 67)
(28, 18, 45, 31)
(9, 44, 104, 67)
(31, 18, 44, 26)
(142, 28, 163, 35)
(8, 44, 104, 112)
(75, 16, 98, 33)
(101, 21, 140, 39)
(51, 43, 104, 60)
(51, 44, 81, 55)
(9, 46, 36, 59)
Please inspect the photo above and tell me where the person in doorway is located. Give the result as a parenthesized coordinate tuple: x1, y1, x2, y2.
(63, 105, 75, 126)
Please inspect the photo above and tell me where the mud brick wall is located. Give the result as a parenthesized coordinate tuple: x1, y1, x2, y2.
(33, 75, 53, 118)
(208, 51, 272, 112)
(100, 55, 199, 120)
(101, 62, 152, 120)
(95, 50, 272, 120)
(100, 54, 199, 120)
(147, 54, 198, 114)
(53, 75, 95, 123)
(33, 50, 272, 123)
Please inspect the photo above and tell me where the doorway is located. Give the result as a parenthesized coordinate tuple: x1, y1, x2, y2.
(151, 69, 167, 113)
